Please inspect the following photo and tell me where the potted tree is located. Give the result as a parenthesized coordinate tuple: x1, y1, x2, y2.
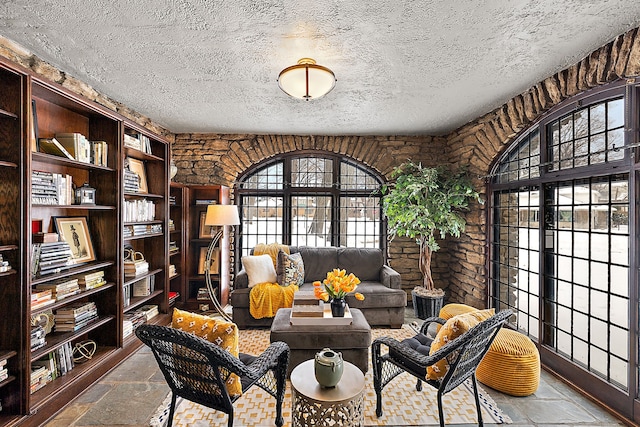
(382, 161, 483, 319)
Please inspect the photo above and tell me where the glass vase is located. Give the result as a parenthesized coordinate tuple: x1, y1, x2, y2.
(330, 298, 346, 317)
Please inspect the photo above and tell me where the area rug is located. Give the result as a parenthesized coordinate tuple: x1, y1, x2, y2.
(149, 326, 511, 426)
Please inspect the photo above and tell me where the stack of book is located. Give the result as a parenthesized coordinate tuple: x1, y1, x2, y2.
(136, 304, 159, 321)
(122, 318, 134, 339)
(55, 133, 90, 164)
(169, 241, 178, 254)
(35, 278, 80, 301)
(0, 358, 8, 382)
(123, 311, 146, 337)
(168, 264, 177, 278)
(123, 169, 140, 193)
(132, 276, 154, 297)
(31, 242, 73, 277)
(31, 341, 75, 393)
(0, 254, 11, 273)
(54, 302, 98, 332)
(124, 133, 151, 153)
(169, 291, 179, 305)
(123, 199, 156, 222)
(124, 259, 148, 278)
(30, 363, 52, 394)
(169, 195, 176, 205)
(30, 325, 46, 352)
(76, 271, 106, 290)
(31, 289, 55, 311)
(123, 283, 131, 308)
(197, 287, 210, 301)
(168, 219, 175, 231)
(32, 170, 74, 206)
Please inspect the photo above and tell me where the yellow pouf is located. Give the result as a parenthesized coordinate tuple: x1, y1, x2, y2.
(438, 303, 540, 396)
(476, 328, 540, 396)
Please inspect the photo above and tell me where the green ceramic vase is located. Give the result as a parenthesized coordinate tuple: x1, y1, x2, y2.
(314, 348, 344, 388)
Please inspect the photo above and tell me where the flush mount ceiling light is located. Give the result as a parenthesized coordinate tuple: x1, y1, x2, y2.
(278, 58, 336, 100)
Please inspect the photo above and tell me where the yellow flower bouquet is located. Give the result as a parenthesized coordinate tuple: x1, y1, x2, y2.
(313, 268, 365, 302)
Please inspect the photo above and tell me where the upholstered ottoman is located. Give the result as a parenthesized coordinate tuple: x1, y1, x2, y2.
(270, 308, 371, 375)
(439, 303, 540, 396)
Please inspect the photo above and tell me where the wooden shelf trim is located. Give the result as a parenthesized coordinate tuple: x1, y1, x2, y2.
(32, 152, 116, 172)
(0, 160, 18, 168)
(0, 107, 18, 118)
(124, 232, 164, 241)
(31, 203, 116, 210)
(123, 268, 163, 286)
(0, 245, 19, 251)
(31, 261, 115, 286)
(0, 350, 17, 361)
(0, 375, 16, 389)
(123, 191, 164, 199)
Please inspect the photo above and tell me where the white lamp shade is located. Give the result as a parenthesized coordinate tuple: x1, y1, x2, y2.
(278, 58, 336, 100)
(205, 204, 240, 226)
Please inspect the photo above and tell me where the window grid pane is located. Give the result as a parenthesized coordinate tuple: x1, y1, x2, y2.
(490, 187, 541, 338)
(495, 130, 540, 184)
(339, 196, 381, 247)
(239, 162, 283, 190)
(547, 97, 625, 172)
(240, 196, 283, 256)
(543, 176, 629, 390)
(291, 157, 333, 187)
(291, 196, 332, 247)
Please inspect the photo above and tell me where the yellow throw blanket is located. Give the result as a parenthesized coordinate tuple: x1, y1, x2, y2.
(253, 242, 290, 266)
(249, 282, 298, 319)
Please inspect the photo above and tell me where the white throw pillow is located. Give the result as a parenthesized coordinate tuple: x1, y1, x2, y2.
(242, 254, 277, 287)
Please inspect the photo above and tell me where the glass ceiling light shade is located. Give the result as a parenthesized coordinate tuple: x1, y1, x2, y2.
(278, 58, 336, 100)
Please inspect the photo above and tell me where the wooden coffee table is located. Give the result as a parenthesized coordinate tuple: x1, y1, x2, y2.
(290, 359, 365, 427)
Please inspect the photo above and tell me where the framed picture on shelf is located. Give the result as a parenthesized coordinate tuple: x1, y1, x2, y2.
(197, 247, 219, 275)
(52, 216, 96, 264)
(199, 212, 218, 239)
(127, 158, 148, 193)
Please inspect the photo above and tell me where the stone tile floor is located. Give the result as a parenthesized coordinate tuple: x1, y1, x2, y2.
(45, 308, 629, 427)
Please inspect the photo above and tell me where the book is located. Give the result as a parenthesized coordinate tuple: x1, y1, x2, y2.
(38, 138, 75, 160)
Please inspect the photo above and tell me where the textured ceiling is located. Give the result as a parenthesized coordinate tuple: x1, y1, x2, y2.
(2, 1, 640, 135)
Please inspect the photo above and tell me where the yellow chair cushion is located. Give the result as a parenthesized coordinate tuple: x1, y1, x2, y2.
(476, 328, 540, 396)
(439, 303, 478, 320)
(171, 308, 242, 396)
(426, 308, 495, 381)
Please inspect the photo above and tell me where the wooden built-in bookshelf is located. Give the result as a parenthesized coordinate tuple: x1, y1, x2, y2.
(0, 56, 171, 426)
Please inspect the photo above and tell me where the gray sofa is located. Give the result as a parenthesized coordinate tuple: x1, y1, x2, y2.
(230, 246, 406, 329)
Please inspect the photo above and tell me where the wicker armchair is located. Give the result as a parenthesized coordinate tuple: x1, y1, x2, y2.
(372, 310, 512, 427)
(136, 324, 290, 427)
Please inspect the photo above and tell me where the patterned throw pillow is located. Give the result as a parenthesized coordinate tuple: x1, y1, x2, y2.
(276, 250, 305, 287)
(426, 308, 495, 381)
(171, 308, 242, 396)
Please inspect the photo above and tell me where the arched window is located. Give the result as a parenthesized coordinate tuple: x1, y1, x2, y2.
(236, 152, 385, 257)
(488, 80, 636, 417)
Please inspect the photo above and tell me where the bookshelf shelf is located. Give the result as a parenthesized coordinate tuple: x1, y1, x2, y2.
(30, 261, 115, 286)
(32, 152, 115, 171)
(124, 290, 164, 313)
(0, 160, 18, 168)
(0, 107, 18, 119)
(0, 375, 16, 389)
(123, 268, 163, 287)
(123, 192, 164, 199)
(30, 283, 116, 316)
(30, 315, 115, 360)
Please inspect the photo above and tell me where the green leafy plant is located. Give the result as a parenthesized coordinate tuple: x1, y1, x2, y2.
(382, 161, 483, 296)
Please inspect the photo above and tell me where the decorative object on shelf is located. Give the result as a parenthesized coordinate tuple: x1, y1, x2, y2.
(124, 248, 149, 277)
(204, 204, 240, 322)
(198, 246, 219, 274)
(72, 340, 97, 363)
(330, 298, 346, 318)
(74, 182, 96, 205)
(199, 211, 217, 238)
(52, 216, 96, 264)
(314, 348, 343, 388)
(313, 269, 364, 310)
(125, 157, 148, 193)
(170, 158, 178, 180)
(278, 58, 336, 100)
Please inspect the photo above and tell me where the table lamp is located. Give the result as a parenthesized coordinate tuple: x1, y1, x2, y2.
(204, 204, 240, 321)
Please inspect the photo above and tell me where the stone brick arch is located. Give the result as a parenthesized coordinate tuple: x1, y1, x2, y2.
(443, 26, 640, 306)
(172, 134, 443, 188)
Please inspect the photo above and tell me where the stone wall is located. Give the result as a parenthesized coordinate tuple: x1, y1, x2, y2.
(442, 26, 640, 307)
(171, 133, 448, 301)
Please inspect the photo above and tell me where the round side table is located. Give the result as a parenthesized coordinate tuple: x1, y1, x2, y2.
(290, 359, 365, 427)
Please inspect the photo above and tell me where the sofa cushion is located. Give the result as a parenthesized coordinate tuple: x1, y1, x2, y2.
(297, 247, 338, 282)
(337, 247, 383, 281)
(241, 254, 277, 287)
(276, 250, 304, 287)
